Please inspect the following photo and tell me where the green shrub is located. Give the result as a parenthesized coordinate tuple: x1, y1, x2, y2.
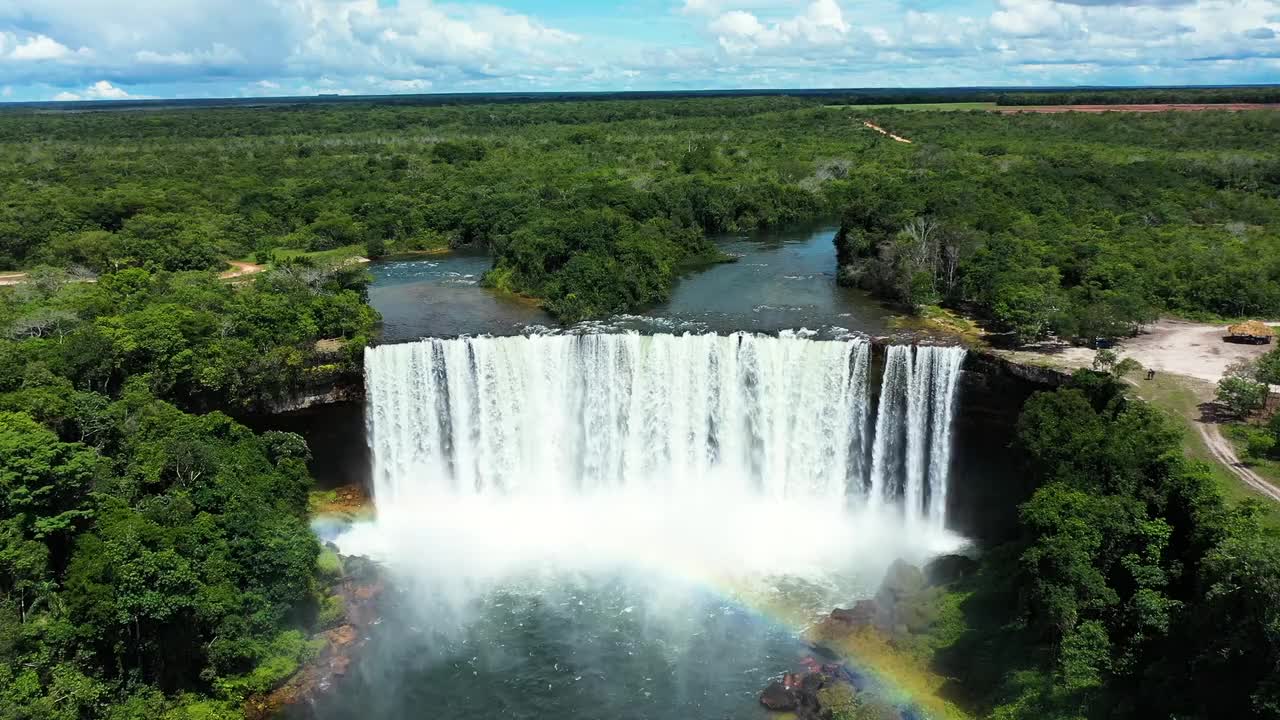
(214, 630, 320, 701)
(318, 593, 346, 629)
(317, 549, 343, 580)
(1231, 424, 1277, 460)
(816, 682, 858, 719)
(162, 697, 241, 720)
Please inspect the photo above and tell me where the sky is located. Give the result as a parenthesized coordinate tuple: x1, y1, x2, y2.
(0, 0, 1277, 102)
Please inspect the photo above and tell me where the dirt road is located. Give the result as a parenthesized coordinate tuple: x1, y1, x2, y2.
(862, 121, 912, 143)
(1199, 422, 1280, 502)
(1, 260, 265, 286)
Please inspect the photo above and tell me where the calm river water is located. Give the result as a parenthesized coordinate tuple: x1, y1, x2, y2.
(369, 224, 891, 341)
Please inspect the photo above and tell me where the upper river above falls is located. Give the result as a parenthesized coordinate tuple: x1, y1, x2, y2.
(369, 223, 893, 341)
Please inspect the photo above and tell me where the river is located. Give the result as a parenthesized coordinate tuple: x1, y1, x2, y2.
(368, 223, 891, 341)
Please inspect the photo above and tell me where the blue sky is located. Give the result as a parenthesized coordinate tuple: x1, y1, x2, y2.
(0, 0, 1277, 101)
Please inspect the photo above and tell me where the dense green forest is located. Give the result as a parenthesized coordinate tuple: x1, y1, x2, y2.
(5, 98, 1278, 330)
(835, 108, 1280, 340)
(886, 369, 1280, 719)
(993, 86, 1280, 106)
(1, 394, 321, 720)
(0, 265, 375, 719)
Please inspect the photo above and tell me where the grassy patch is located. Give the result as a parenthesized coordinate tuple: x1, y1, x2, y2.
(890, 305, 988, 346)
(307, 489, 340, 513)
(270, 244, 368, 264)
(316, 549, 343, 581)
(1226, 423, 1280, 486)
(317, 593, 346, 629)
(214, 630, 324, 701)
(308, 485, 374, 519)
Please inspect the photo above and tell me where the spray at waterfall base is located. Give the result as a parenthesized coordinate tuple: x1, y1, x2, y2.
(335, 332, 970, 717)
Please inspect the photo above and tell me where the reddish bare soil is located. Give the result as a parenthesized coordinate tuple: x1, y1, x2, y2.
(1000, 103, 1280, 114)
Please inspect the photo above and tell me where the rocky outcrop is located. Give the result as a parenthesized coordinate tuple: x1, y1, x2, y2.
(261, 378, 364, 414)
(825, 555, 976, 640)
(829, 599, 879, 630)
(760, 680, 799, 711)
(879, 559, 926, 602)
(963, 350, 1072, 389)
(758, 660, 868, 720)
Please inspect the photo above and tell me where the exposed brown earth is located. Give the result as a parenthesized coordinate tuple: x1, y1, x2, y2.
(1003, 319, 1280, 503)
(1007, 319, 1278, 386)
(312, 484, 371, 515)
(999, 103, 1280, 114)
(220, 259, 266, 279)
(862, 120, 912, 143)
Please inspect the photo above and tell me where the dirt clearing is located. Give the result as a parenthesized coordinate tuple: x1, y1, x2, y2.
(1016, 319, 1278, 385)
(1000, 103, 1280, 114)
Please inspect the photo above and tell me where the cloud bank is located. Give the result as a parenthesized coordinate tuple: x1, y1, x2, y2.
(0, 0, 1276, 101)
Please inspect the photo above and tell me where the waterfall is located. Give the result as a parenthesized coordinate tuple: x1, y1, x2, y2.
(868, 345, 911, 507)
(926, 346, 967, 526)
(866, 344, 967, 523)
(364, 333, 964, 527)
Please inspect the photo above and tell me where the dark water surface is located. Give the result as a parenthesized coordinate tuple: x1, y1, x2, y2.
(293, 576, 810, 720)
(369, 225, 892, 342)
(369, 252, 552, 341)
(635, 224, 891, 336)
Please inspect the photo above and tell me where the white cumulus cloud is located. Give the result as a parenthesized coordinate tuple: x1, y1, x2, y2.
(0, 32, 86, 62)
(51, 80, 134, 101)
(708, 0, 851, 53)
(135, 43, 244, 66)
(9, 34, 75, 61)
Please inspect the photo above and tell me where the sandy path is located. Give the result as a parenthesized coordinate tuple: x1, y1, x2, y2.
(2, 260, 266, 285)
(862, 121, 912, 144)
(220, 260, 266, 279)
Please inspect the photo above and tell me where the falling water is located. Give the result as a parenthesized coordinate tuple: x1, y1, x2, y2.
(867, 344, 967, 524)
(926, 346, 967, 526)
(868, 345, 910, 508)
(364, 332, 965, 527)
